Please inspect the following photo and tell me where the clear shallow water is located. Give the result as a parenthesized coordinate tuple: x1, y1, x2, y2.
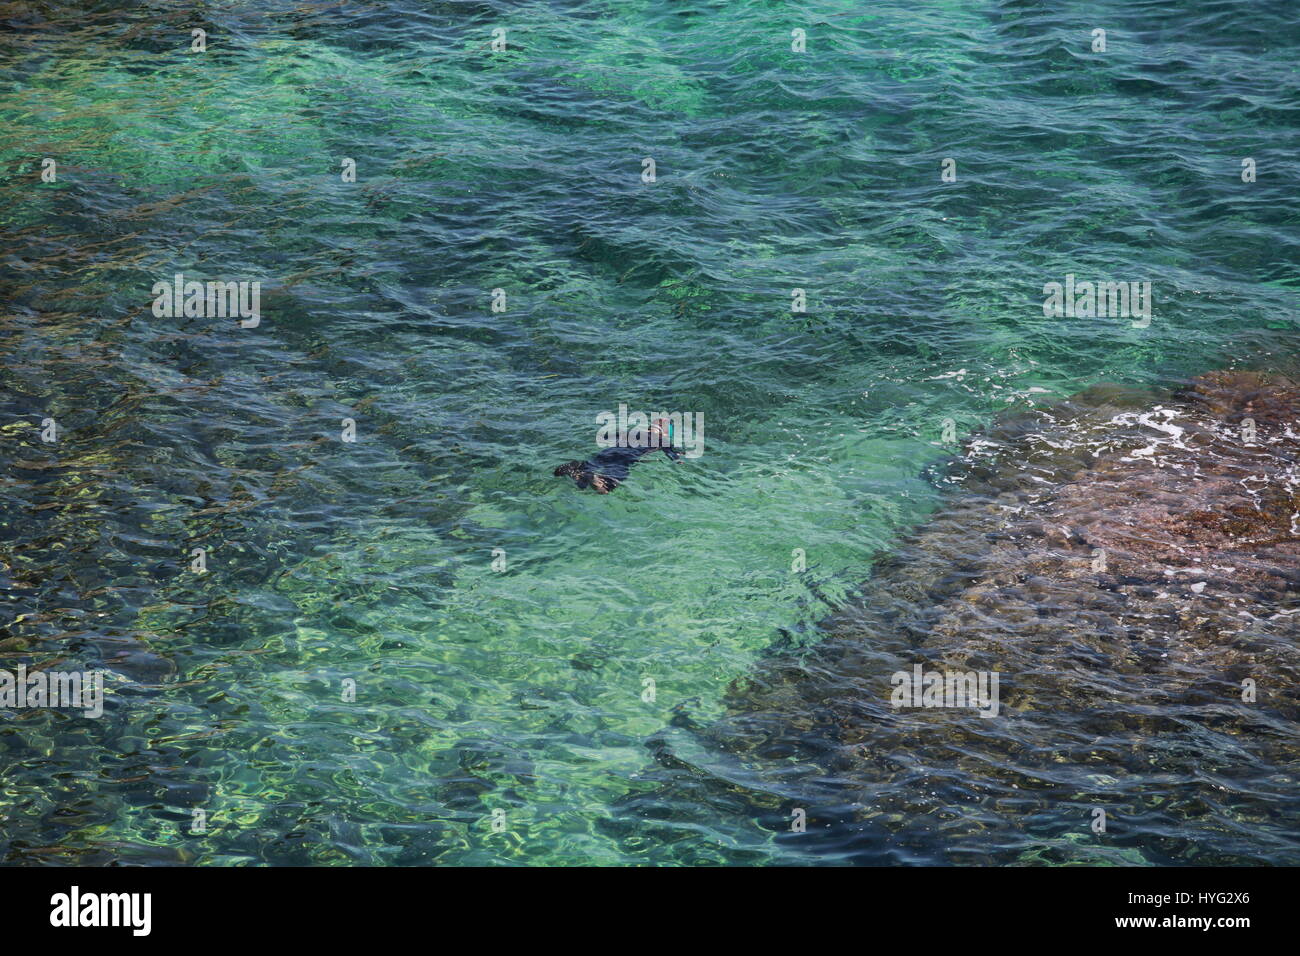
(0, 0, 1296, 865)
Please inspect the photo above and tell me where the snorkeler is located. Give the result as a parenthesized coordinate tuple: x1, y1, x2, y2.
(553, 418, 682, 493)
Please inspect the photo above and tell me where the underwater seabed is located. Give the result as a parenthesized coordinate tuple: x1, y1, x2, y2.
(2, 0, 1299, 867)
(616, 369, 1300, 866)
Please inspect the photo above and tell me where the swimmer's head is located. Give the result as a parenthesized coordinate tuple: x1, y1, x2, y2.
(651, 418, 674, 446)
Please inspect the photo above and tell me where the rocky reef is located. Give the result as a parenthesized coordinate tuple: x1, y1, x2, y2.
(625, 371, 1300, 865)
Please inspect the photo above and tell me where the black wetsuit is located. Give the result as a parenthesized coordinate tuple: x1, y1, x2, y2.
(554, 441, 682, 493)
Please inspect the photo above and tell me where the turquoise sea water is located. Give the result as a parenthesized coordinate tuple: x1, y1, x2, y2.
(0, 0, 1297, 865)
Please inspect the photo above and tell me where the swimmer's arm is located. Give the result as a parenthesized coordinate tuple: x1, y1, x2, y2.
(661, 445, 683, 462)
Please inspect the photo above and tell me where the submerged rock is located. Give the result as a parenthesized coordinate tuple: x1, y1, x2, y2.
(627, 371, 1300, 865)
